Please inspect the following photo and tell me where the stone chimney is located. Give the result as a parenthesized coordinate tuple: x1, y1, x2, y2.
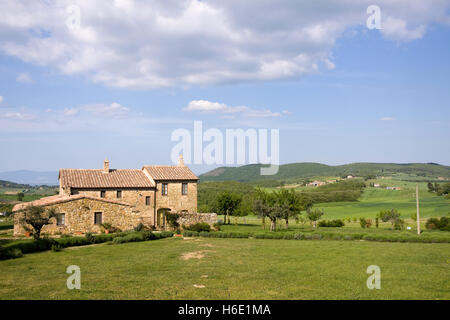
(178, 154, 184, 166)
(103, 159, 110, 173)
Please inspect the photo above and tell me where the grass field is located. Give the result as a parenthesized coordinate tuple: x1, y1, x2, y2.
(278, 181, 450, 220)
(0, 178, 448, 300)
(217, 181, 449, 233)
(0, 193, 54, 203)
(315, 188, 449, 220)
(0, 237, 449, 300)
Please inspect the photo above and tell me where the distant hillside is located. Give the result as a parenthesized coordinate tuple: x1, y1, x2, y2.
(199, 162, 450, 183)
(0, 170, 58, 186)
(0, 180, 31, 189)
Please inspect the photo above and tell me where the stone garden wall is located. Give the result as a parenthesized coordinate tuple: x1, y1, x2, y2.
(177, 212, 218, 227)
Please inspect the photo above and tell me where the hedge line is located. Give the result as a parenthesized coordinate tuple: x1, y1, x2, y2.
(0, 231, 174, 260)
(183, 230, 450, 243)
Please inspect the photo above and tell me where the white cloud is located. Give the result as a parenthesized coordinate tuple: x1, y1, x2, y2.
(0, 96, 3, 103)
(63, 102, 129, 119)
(381, 17, 426, 41)
(0, 112, 34, 120)
(0, 0, 448, 89)
(380, 117, 396, 121)
(184, 100, 227, 112)
(184, 100, 281, 118)
(16, 72, 33, 83)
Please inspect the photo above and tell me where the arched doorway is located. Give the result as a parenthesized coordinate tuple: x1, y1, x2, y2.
(156, 208, 171, 230)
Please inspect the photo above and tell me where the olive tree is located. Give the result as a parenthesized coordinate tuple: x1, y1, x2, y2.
(378, 209, 402, 228)
(307, 208, 324, 228)
(216, 192, 242, 224)
(19, 205, 56, 239)
(253, 189, 278, 231)
(275, 189, 304, 229)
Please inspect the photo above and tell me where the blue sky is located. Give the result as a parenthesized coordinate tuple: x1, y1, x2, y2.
(0, 1, 449, 174)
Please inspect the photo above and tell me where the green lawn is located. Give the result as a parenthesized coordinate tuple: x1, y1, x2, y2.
(0, 237, 449, 299)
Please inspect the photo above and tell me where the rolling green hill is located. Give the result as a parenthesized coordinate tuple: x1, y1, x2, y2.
(0, 180, 31, 189)
(199, 162, 450, 183)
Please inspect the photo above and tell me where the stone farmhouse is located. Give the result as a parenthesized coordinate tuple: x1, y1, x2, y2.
(13, 156, 216, 236)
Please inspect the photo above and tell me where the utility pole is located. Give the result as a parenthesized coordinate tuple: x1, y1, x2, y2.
(416, 184, 421, 235)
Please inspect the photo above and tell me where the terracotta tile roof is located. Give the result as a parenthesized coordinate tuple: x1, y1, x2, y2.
(143, 165, 199, 181)
(59, 169, 155, 188)
(13, 194, 132, 212)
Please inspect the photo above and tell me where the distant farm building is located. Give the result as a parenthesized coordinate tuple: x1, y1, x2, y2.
(386, 186, 403, 190)
(307, 180, 326, 187)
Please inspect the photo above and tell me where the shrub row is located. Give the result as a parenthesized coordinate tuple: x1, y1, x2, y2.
(0, 231, 175, 260)
(183, 222, 211, 232)
(318, 219, 345, 227)
(112, 231, 173, 244)
(183, 230, 450, 243)
(426, 217, 450, 231)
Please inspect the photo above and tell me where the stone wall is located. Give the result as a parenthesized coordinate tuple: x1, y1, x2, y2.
(72, 188, 156, 226)
(70, 188, 155, 210)
(177, 212, 218, 227)
(14, 197, 148, 236)
(155, 181, 197, 213)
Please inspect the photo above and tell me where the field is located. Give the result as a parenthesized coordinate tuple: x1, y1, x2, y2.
(0, 176, 448, 300)
(0, 237, 449, 299)
(276, 180, 449, 220)
(214, 181, 449, 233)
(314, 185, 449, 220)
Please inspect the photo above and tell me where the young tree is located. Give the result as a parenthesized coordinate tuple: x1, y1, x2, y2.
(275, 189, 304, 229)
(216, 192, 242, 224)
(359, 217, 366, 228)
(307, 208, 324, 228)
(16, 192, 25, 201)
(19, 205, 56, 240)
(254, 189, 269, 228)
(378, 209, 401, 228)
(296, 215, 307, 227)
(232, 200, 251, 224)
(254, 189, 278, 231)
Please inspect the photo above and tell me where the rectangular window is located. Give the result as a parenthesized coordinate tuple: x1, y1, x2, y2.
(145, 196, 151, 206)
(117, 190, 122, 198)
(162, 183, 168, 196)
(56, 213, 65, 226)
(182, 183, 188, 195)
(94, 212, 102, 225)
(100, 190, 106, 198)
